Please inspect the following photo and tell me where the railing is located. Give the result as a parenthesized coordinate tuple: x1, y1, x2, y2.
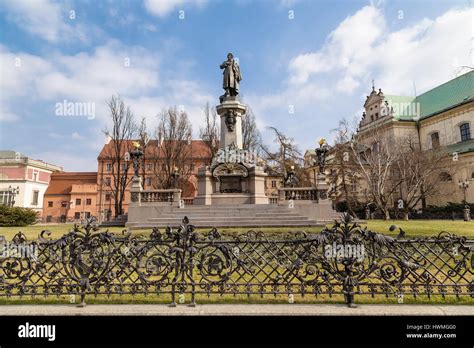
(0, 214, 472, 307)
(182, 198, 194, 206)
(134, 189, 181, 203)
(269, 197, 278, 205)
(278, 187, 327, 201)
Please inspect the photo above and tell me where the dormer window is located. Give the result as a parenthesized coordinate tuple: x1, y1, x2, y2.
(460, 123, 471, 141)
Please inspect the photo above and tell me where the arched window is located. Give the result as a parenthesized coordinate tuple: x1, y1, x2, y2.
(460, 123, 471, 141)
(439, 172, 452, 182)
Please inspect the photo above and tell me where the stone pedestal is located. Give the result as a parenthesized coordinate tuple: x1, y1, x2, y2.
(216, 97, 246, 149)
(194, 166, 213, 205)
(130, 176, 143, 205)
(463, 206, 471, 221)
(194, 164, 268, 205)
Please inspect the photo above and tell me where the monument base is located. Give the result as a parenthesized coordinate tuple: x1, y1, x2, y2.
(194, 165, 268, 205)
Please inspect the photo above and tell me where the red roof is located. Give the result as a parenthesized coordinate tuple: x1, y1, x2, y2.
(98, 139, 212, 160)
(45, 172, 97, 195)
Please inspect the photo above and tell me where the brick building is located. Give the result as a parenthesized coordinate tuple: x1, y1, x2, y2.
(97, 139, 212, 221)
(42, 172, 98, 223)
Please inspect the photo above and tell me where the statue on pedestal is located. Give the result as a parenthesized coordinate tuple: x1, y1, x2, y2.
(220, 52, 242, 100)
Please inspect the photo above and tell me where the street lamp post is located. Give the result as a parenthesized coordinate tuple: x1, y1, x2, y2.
(458, 179, 470, 221)
(315, 138, 329, 202)
(284, 165, 298, 188)
(7, 185, 20, 207)
(171, 166, 180, 189)
(128, 142, 144, 206)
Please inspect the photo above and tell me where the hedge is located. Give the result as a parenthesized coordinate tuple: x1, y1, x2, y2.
(0, 205, 38, 226)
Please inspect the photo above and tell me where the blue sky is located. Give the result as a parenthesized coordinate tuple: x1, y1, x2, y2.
(0, 0, 471, 171)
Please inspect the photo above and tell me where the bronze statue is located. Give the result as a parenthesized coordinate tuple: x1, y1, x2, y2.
(220, 52, 242, 99)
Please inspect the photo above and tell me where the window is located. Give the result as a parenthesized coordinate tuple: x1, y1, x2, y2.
(106, 163, 112, 172)
(190, 164, 195, 171)
(31, 190, 39, 205)
(86, 198, 92, 205)
(371, 142, 379, 154)
(104, 177, 111, 186)
(145, 177, 152, 186)
(439, 172, 452, 182)
(76, 198, 81, 205)
(46, 215, 52, 222)
(48, 201, 53, 207)
(460, 123, 471, 141)
(375, 113, 379, 119)
(430, 132, 440, 148)
(121, 163, 127, 172)
(61, 201, 68, 207)
(85, 212, 91, 219)
(74, 212, 81, 219)
(0, 191, 13, 206)
(351, 179, 357, 192)
(105, 194, 111, 201)
(271, 180, 276, 188)
(472, 172, 474, 179)
(147, 163, 153, 171)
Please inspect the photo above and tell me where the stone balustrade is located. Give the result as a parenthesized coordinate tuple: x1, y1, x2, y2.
(131, 189, 181, 205)
(277, 187, 328, 202)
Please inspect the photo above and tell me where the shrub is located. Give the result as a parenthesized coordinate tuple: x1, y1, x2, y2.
(0, 205, 38, 226)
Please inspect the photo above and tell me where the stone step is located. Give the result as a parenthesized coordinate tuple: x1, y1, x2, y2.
(147, 216, 309, 223)
(127, 221, 327, 229)
(155, 213, 303, 218)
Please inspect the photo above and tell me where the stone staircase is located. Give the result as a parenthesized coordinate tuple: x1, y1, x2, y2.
(126, 204, 339, 229)
(100, 215, 128, 227)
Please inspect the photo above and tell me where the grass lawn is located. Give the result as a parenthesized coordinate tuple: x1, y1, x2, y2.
(0, 219, 473, 241)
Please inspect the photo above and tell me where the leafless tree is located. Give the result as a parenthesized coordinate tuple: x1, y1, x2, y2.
(260, 126, 310, 185)
(153, 107, 193, 190)
(102, 95, 136, 217)
(326, 119, 361, 216)
(350, 130, 401, 220)
(242, 106, 261, 152)
(393, 137, 446, 220)
(199, 102, 220, 164)
(137, 117, 150, 185)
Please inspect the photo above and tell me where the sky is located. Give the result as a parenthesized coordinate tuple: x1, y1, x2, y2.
(0, 0, 472, 171)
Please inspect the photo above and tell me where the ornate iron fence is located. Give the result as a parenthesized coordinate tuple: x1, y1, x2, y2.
(0, 213, 472, 307)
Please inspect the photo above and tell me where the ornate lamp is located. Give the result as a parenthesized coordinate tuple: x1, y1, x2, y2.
(284, 165, 298, 188)
(129, 141, 144, 178)
(315, 138, 329, 174)
(171, 166, 180, 189)
(458, 179, 470, 221)
(7, 185, 20, 207)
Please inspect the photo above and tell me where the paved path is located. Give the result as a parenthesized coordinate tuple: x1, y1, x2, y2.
(0, 304, 472, 316)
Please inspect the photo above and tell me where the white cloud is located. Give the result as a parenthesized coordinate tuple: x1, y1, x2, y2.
(287, 6, 471, 97)
(1, 0, 95, 43)
(288, 6, 385, 86)
(144, 0, 208, 18)
(0, 40, 213, 141)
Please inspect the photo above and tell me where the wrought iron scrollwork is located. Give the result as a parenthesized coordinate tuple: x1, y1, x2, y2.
(0, 214, 472, 307)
